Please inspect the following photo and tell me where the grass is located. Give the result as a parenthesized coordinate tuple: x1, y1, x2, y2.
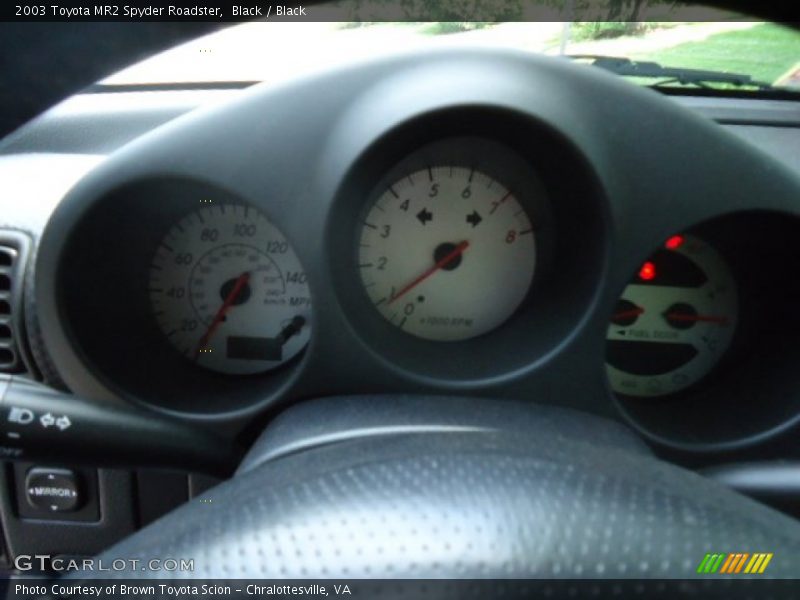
(571, 22, 681, 43)
(419, 22, 498, 35)
(330, 21, 800, 90)
(639, 23, 800, 86)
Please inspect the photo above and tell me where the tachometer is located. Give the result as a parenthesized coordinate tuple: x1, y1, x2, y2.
(606, 234, 737, 397)
(358, 166, 536, 341)
(148, 203, 311, 375)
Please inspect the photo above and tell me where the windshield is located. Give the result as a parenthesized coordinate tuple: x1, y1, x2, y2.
(101, 17, 800, 95)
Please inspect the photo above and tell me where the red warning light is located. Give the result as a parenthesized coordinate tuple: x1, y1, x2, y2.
(639, 261, 657, 281)
(665, 235, 684, 250)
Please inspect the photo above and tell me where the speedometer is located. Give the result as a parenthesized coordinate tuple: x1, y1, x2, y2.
(148, 203, 311, 375)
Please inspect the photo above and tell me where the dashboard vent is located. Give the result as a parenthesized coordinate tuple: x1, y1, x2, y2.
(0, 232, 31, 373)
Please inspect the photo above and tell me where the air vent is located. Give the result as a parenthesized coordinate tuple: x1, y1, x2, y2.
(0, 232, 31, 373)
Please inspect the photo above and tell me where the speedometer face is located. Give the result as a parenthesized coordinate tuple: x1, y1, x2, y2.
(606, 234, 738, 397)
(358, 166, 536, 341)
(148, 204, 311, 375)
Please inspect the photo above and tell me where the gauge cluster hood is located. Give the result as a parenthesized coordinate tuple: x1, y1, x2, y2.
(34, 47, 800, 436)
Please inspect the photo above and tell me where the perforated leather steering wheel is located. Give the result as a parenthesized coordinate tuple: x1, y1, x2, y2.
(83, 397, 800, 590)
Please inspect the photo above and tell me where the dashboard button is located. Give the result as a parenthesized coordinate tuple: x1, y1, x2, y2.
(25, 467, 81, 512)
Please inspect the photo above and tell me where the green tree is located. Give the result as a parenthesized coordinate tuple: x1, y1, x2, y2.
(337, 0, 524, 22)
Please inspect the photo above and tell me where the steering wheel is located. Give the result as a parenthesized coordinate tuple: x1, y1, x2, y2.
(78, 396, 800, 587)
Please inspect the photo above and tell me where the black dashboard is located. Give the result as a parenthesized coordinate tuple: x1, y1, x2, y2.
(2, 47, 800, 467)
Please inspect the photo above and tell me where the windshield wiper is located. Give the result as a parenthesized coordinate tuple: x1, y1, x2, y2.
(568, 55, 776, 91)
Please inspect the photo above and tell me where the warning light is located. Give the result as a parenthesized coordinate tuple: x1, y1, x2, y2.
(665, 235, 684, 250)
(639, 261, 657, 281)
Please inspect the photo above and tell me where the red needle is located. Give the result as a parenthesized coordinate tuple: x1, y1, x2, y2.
(388, 241, 470, 305)
(194, 272, 250, 358)
(612, 307, 644, 321)
(665, 313, 729, 325)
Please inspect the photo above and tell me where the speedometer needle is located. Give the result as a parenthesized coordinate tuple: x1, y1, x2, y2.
(195, 272, 250, 358)
(388, 240, 469, 305)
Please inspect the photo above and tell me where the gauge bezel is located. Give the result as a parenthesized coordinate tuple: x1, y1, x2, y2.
(55, 178, 310, 415)
(329, 108, 609, 383)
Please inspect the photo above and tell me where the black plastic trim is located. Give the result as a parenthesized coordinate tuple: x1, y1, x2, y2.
(0, 232, 32, 374)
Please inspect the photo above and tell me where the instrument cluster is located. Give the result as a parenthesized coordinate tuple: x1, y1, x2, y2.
(44, 130, 800, 448)
(31, 50, 800, 455)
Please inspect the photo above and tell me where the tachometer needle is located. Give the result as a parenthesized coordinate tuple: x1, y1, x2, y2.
(195, 272, 250, 358)
(388, 240, 469, 304)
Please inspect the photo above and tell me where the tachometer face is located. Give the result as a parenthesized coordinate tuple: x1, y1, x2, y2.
(149, 204, 311, 375)
(358, 166, 536, 341)
(606, 234, 737, 398)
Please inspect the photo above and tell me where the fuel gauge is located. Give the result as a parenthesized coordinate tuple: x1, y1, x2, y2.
(606, 234, 738, 398)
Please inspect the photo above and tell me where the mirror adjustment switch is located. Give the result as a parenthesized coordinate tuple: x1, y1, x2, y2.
(25, 467, 81, 512)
